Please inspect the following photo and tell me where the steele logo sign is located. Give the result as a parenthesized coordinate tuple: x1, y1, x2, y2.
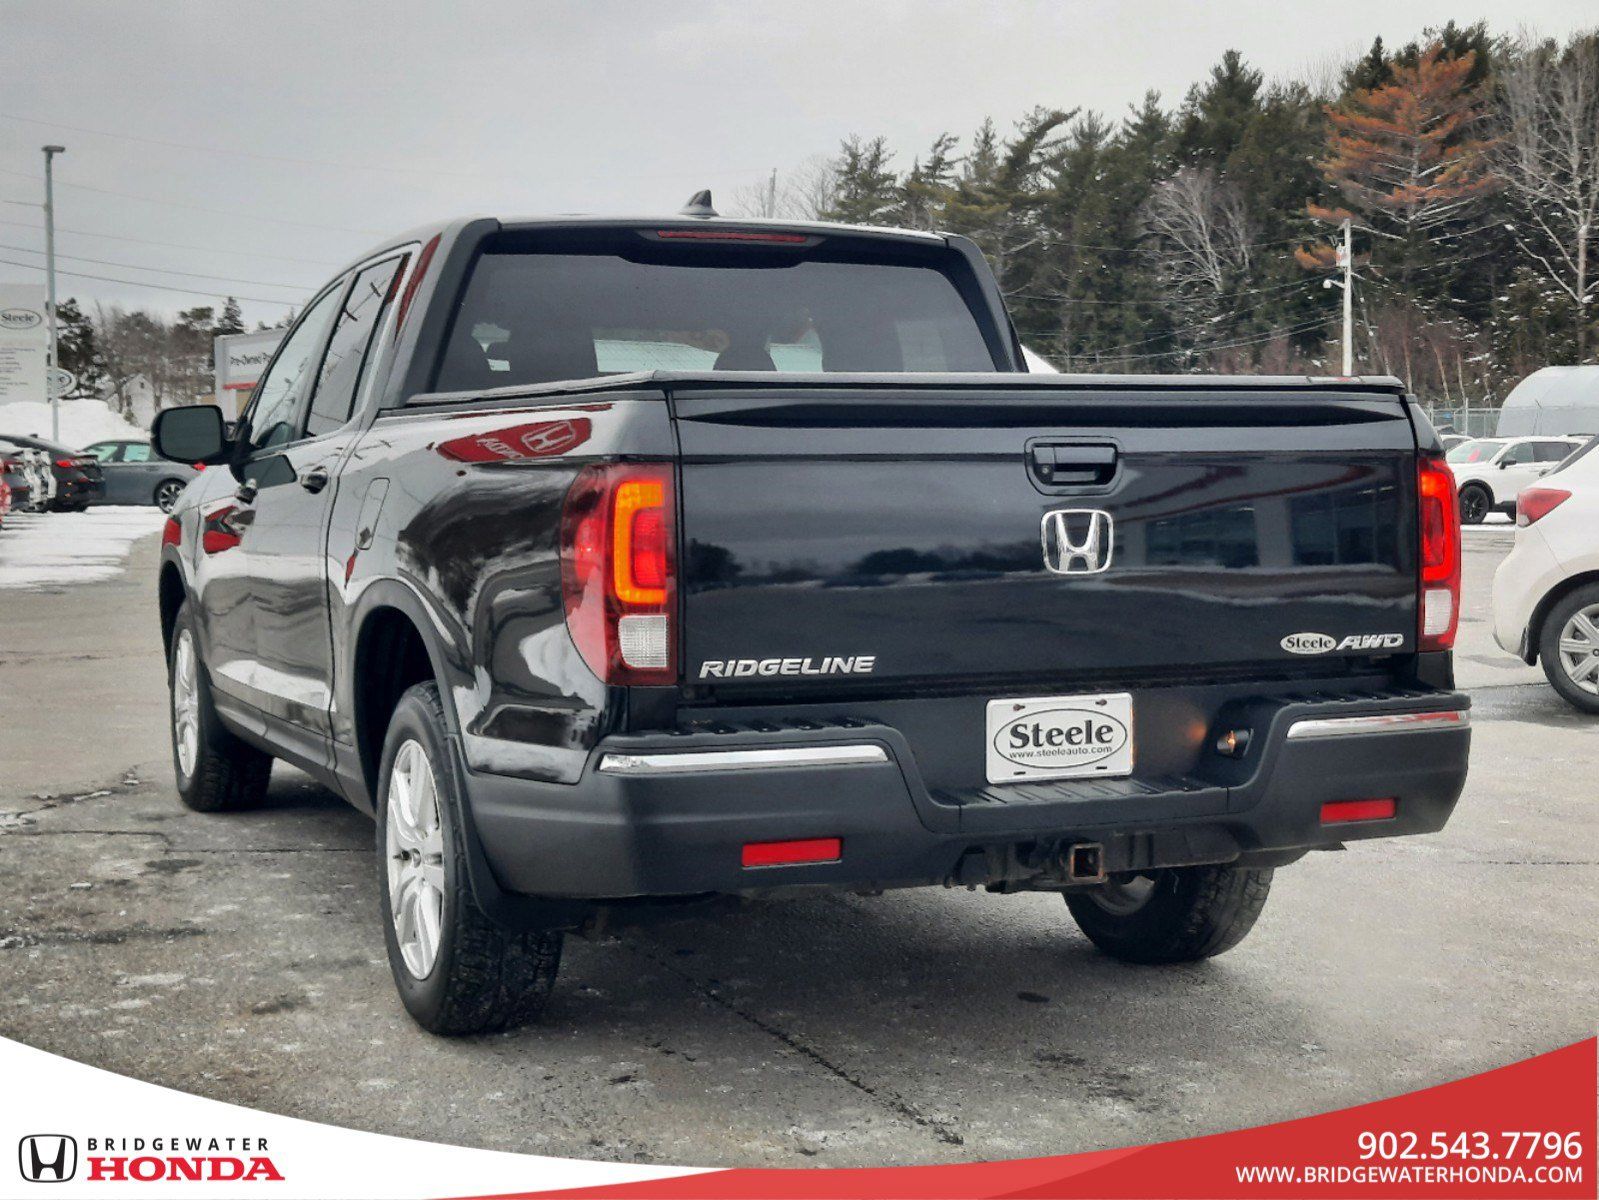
(1282, 632, 1405, 655)
(0, 307, 44, 332)
(992, 707, 1129, 771)
(18, 1135, 77, 1183)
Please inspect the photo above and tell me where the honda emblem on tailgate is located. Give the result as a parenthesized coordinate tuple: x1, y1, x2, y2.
(1041, 509, 1114, 575)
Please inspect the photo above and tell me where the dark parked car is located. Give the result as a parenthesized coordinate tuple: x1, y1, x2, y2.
(154, 207, 1471, 1036)
(82, 438, 202, 511)
(1, 454, 35, 513)
(0, 434, 103, 510)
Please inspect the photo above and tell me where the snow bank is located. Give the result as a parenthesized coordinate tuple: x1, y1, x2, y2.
(0, 399, 144, 450)
(0, 506, 165, 589)
(1021, 345, 1058, 373)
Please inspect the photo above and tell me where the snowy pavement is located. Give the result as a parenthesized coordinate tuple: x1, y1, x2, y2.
(0, 506, 166, 590)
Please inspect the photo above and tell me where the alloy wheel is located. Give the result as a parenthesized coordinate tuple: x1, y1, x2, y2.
(385, 739, 447, 979)
(1555, 604, 1599, 697)
(156, 480, 183, 512)
(171, 629, 200, 779)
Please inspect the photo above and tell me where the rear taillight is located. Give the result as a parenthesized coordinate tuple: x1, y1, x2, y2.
(1417, 453, 1461, 652)
(161, 516, 181, 547)
(55, 457, 73, 469)
(1516, 487, 1571, 527)
(560, 464, 677, 684)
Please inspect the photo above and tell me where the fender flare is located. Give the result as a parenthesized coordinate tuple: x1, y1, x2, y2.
(344, 575, 470, 737)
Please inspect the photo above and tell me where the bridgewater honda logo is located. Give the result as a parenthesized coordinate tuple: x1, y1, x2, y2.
(1041, 508, 1114, 575)
(17, 1134, 281, 1184)
(18, 1135, 77, 1183)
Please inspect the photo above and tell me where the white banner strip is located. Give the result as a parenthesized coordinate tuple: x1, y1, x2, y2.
(0, 1036, 706, 1198)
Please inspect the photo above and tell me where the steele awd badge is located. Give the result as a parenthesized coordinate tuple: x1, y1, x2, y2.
(1282, 632, 1405, 655)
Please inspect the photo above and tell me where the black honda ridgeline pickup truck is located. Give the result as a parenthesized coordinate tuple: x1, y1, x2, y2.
(153, 203, 1471, 1035)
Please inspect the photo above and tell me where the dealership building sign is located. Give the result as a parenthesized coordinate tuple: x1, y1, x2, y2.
(214, 329, 284, 419)
(0, 283, 49, 405)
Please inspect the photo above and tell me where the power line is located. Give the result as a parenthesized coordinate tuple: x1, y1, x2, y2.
(1089, 315, 1336, 364)
(0, 254, 302, 306)
(1009, 273, 1319, 307)
(0, 217, 340, 267)
(0, 112, 778, 188)
(0, 110, 504, 182)
(1030, 280, 1327, 356)
(0, 240, 311, 291)
(0, 167, 384, 235)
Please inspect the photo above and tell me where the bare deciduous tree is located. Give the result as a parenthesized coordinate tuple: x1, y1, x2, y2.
(1497, 33, 1599, 359)
(728, 155, 841, 221)
(1142, 165, 1256, 330)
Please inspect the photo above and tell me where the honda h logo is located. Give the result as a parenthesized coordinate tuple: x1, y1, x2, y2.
(18, 1135, 77, 1183)
(1041, 508, 1114, 575)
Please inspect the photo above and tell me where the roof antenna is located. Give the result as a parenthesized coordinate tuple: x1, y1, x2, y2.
(679, 189, 718, 218)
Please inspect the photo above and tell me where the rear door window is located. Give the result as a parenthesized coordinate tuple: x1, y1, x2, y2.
(434, 234, 998, 392)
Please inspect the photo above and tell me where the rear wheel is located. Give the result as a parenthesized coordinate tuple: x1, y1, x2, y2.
(154, 478, 186, 512)
(1065, 864, 1272, 964)
(1538, 585, 1599, 714)
(168, 603, 272, 812)
(377, 682, 563, 1035)
(1458, 483, 1490, 525)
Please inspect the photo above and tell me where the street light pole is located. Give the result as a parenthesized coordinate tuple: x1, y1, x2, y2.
(42, 144, 65, 441)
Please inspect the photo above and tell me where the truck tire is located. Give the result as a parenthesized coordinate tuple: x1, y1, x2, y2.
(1537, 584, 1599, 714)
(1064, 865, 1272, 964)
(377, 681, 563, 1035)
(1458, 483, 1491, 525)
(168, 603, 272, 812)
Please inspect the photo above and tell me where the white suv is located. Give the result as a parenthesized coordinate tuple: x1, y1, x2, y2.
(1448, 436, 1585, 524)
(1492, 436, 1599, 712)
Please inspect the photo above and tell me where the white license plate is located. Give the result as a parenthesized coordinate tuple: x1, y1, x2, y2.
(985, 692, 1135, 784)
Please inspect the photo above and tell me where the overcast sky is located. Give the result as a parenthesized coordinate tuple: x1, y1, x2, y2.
(2, 0, 1595, 326)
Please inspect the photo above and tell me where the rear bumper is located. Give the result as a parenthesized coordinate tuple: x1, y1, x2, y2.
(463, 688, 1470, 909)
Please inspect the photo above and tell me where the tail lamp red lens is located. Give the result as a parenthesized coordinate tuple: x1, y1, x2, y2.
(741, 838, 842, 868)
(1321, 798, 1397, 824)
(1516, 487, 1571, 527)
(560, 464, 676, 684)
(161, 516, 181, 547)
(1417, 454, 1461, 652)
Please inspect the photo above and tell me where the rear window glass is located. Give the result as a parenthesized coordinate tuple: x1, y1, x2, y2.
(433, 235, 997, 392)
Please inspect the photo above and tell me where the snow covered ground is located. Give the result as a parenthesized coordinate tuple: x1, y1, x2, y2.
(0, 398, 145, 449)
(0, 506, 165, 590)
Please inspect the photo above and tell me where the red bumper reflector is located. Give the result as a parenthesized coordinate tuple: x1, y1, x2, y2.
(741, 838, 842, 868)
(1321, 798, 1397, 824)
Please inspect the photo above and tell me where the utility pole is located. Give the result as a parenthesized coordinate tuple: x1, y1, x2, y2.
(1339, 217, 1353, 376)
(765, 167, 778, 219)
(42, 145, 65, 441)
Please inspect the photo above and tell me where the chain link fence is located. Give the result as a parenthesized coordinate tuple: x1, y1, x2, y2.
(1418, 403, 1499, 438)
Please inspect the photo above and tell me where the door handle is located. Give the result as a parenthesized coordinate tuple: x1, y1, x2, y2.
(1028, 441, 1118, 489)
(299, 465, 331, 494)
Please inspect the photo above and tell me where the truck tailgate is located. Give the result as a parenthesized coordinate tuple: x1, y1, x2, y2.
(672, 381, 1419, 691)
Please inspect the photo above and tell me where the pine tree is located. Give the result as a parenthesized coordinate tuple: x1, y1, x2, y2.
(216, 297, 245, 337)
(53, 297, 107, 395)
(824, 136, 900, 225)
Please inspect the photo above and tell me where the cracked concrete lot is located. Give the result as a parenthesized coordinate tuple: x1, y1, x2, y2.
(0, 521, 1594, 1166)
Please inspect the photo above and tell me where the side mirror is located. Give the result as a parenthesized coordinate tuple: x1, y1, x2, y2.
(152, 405, 231, 465)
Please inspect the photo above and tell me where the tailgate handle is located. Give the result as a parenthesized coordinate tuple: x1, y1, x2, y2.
(1029, 442, 1117, 488)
